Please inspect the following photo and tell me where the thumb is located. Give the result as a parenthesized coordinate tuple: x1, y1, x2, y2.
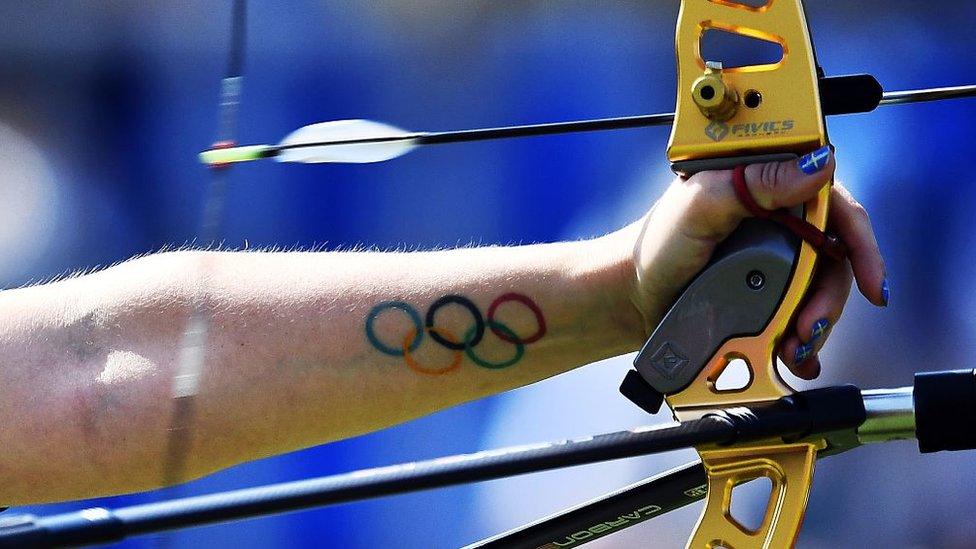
(678, 145, 836, 242)
(744, 145, 835, 210)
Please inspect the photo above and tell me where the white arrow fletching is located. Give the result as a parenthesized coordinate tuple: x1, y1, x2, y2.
(276, 119, 419, 164)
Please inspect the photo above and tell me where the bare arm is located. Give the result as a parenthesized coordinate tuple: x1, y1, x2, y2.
(0, 149, 887, 505)
(0, 239, 642, 504)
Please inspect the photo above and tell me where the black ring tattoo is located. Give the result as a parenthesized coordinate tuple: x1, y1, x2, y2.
(425, 294, 485, 350)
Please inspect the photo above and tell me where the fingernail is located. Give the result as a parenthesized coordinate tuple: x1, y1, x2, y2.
(811, 319, 830, 342)
(798, 145, 832, 175)
(881, 278, 890, 307)
(794, 343, 813, 365)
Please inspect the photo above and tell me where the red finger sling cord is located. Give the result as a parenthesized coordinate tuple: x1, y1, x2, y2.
(731, 165, 848, 262)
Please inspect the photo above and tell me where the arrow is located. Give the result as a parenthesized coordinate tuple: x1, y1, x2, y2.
(199, 82, 976, 167)
(198, 113, 675, 165)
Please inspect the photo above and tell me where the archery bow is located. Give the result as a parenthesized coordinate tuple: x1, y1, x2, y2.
(194, 6, 976, 546)
(189, 1, 976, 546)
(2, 1, 976, 548)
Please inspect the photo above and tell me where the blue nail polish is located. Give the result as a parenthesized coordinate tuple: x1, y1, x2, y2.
(794, 343, 813, 364)
(882, 278, 890, 307)
(798, 145, 832, 175)
(811, 319, 830, 341)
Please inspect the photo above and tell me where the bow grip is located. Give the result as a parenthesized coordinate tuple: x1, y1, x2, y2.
(631, 216, 799, 402)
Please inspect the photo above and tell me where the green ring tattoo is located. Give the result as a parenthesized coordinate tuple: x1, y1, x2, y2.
(463, 320, 524, 369)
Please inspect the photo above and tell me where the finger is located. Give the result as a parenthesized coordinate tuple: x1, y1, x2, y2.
(792, 257, 853, 347)
(779, 336, 822, 380)
(829, 184, 888, 306)
(777, 259, 850, 378)
(679, 145, 836, 241)
(743, 145, 835, 210)
(780, 336, 826, 380)
(796, 353, 822, 380)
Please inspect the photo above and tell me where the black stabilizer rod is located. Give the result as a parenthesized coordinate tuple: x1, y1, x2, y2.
(0, 386, 865, 547)
(0, 419, 741, 547)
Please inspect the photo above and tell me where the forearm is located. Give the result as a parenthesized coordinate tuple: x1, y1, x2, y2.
(0, 237, 644, 503)
(196, 238, 643, 468)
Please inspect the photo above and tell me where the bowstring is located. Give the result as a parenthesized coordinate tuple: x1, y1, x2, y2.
(160, 0, 246, 491)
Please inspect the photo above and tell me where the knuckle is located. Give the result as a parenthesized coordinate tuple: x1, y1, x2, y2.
(851, 201, 870, 223)
(667, 181, 709, 227)
(682, 175, 739, 237)
(755, 162, 781, 208)
(683, 174, 717, 211)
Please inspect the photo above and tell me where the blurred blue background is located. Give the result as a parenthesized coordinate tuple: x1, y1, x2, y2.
(1, 1, 975, 547)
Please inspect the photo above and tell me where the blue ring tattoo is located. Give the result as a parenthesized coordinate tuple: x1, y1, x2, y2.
(425, 295, 485, 351)
(365, 301, 423, 356)
(463, 320, 524, 370)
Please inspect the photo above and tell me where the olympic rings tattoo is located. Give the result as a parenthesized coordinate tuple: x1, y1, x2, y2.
(363, 292, 545, 374)
(487, 292, 547, 344)
(402, 327, 463, 375)
(425, 295, 484, 350)
(463, 321, 524, 369)
(365, 301, 424, 356)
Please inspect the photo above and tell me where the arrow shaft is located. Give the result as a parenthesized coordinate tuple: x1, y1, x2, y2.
(419, 112, 676, 145)
(268, 112, 676, 153)
(199, 82, 976, 166)
(409, 83, 976, 147)
(283, 84, 976, 149)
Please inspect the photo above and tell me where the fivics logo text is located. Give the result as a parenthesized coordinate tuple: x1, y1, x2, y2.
(731, 119, 795, 137)
(705, 119, 796, 142)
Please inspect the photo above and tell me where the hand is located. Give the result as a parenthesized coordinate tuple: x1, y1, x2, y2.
(619, 147, 887, 379)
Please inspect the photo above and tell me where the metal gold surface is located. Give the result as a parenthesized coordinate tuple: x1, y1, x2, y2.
(666, 1, 831, 547)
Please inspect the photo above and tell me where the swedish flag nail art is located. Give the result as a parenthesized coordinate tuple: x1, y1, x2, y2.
(811, 319, 830, 341)
(794, 343, 814, 364)
(798, 145, 831, 175)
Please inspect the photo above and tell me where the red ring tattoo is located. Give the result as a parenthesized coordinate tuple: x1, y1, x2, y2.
(486, 292, 547, 344)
